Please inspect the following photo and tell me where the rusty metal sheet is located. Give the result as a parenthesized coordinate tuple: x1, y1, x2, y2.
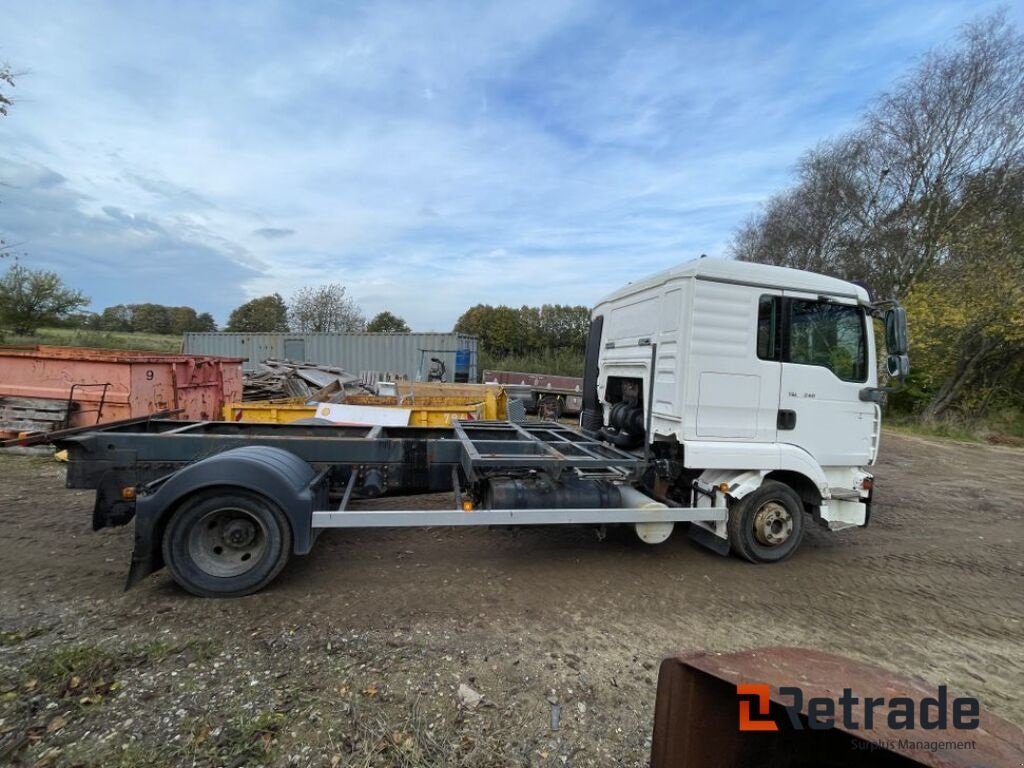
(651, 647, 1024, 768)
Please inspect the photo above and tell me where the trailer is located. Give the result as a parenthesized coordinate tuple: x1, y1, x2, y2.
(481, 370, 584, 419)
(52, 258, 910, 597)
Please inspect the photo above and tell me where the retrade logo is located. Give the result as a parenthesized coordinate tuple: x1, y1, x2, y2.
(737, 684, 778, 731)
(736, 684, 980, 733)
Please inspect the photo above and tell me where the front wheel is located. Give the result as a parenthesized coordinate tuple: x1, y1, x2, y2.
(162, 489, 292, 597)
(727, 481, 805, 563)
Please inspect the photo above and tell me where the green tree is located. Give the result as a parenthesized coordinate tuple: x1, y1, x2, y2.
(130, 303, 172, 334)
(0, 264, 89, 334)
(900, 169, 1024, 420)
(99, 304, 133, 331)
(456, 303, 589, 357)
(226, 294, 289, 332)
(366, 310, 410, 333)
(194, 312, 217, 332)
(167, 306, 199, 335)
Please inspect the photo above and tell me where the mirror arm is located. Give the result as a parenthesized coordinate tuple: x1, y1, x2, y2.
(859, 381, 905, 403)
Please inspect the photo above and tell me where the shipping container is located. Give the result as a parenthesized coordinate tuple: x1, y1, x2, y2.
(182, 332, 479, 381)
(0, 345, 243, 432)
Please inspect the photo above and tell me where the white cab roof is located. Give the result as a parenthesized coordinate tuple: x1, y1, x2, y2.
(596, 257, 871, 305)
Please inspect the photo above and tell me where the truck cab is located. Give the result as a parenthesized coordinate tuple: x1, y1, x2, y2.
(581, 257, 907, 558)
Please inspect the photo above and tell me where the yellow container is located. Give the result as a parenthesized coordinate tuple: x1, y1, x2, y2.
(393, 382, 507, 420)
(223, 393, 495, 427)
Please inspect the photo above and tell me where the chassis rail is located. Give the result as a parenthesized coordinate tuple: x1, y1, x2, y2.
(53, 418, 732, 594)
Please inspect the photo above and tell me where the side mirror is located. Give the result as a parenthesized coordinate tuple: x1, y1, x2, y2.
(886, 353, 910, 380)
(884, 306, 908, 355)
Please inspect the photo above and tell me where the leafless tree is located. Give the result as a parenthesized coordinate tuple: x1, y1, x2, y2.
(289, 284, 366, 333)
(1, 62, 16, 260)
(0, 62, 14, 116)
(735, 11, 1024, 299)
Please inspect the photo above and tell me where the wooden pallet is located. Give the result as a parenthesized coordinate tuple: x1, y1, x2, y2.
(0, 396, 71, 435)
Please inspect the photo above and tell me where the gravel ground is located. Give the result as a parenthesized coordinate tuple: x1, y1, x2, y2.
(0, 431, 1022, 766)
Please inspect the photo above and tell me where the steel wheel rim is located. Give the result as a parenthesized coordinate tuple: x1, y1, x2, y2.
(752, 501, 793, 547)
(187, 507, 268, 577)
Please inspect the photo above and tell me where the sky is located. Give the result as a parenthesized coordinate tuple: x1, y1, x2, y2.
(1, 0, 1019, 331)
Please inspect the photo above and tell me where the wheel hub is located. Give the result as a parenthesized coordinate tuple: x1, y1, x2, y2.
(188, 508, 268, 577)
(752, 501, 793, 546)
(223, 519, 257, 548)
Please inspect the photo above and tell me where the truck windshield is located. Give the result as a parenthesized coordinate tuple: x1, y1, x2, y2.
(788, 300, 867, 382)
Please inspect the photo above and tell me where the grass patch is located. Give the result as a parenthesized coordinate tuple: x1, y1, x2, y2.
(19, 639, 222, 708)
(885, 409, 1024, 446)
(0, 627, 49, 647)
(184, 710, 285, 766)
(884, 419, 985, 443)
(24, 644, 124, 703)
(75, 710, 285, 768)
(2, 327, 181, 353)
(136, 638, 222, 663)
(97, 743, 178, 768)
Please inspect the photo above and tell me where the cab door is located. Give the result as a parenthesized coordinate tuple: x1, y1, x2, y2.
(779, 292, 876, 467)
(690, 283, 781, 443)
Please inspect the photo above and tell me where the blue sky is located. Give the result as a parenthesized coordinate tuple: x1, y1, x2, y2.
(1, 0, 1018, 330)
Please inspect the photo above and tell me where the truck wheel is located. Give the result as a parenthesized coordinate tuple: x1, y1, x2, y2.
(539, 395, 563, 420)
(727, 481, 805, 563)
(162, 490, 292, 597)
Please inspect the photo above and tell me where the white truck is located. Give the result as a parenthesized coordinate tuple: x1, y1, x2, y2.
(55, 257, 908, 596)
(581, 257, 907, 561)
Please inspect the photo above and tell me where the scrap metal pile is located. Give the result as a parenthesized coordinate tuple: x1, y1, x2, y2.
(242, 359, 372, 402)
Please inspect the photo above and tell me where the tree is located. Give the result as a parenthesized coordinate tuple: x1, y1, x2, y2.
(195, 312, 217, 332)
(0, 63, 14, 118)
(2, 63, 18, 261)
(289, 284, 365, 332)
(366, 310, 410, 333)
(0, 264, 89, 334)
(455, 303, 590, 357)
(99, 304, 133, 331)
(899, 168, 1024, 420)
(735, 12, 1024, 300)
(226, 294, 289, 332)
(130, 303, 172, 334)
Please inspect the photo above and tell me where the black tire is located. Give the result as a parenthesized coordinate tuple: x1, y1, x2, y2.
(727, 481, 805, 563)
(162, 489, 292, 597)
(538, 395, 564, 420)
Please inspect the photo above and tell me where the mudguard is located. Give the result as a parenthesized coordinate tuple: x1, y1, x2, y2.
(126, 446, 325, 588)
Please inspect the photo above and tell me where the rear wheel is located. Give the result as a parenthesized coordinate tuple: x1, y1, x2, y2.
(162, 490, 292, 597)
(727, 481, 805, 563)
(538, 395, 564, 420)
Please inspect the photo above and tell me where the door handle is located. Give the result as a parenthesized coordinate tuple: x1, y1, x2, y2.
(777, 410, 797, 430)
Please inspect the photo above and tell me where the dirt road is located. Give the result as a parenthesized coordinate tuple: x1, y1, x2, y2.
(0, 432, 1022, 766)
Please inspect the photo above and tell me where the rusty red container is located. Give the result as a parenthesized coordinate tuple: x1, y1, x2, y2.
(0, 345, 243, 428)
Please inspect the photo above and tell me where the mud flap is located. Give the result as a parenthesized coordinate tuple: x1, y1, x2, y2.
(688, 521, 730, 556)
(125, 500, 164, 590)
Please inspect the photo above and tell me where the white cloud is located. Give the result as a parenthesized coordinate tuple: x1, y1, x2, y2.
(1, 0, 1019, 328)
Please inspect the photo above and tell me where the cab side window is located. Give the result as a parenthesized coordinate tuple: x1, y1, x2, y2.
(757, 295, 781, 361)
(788, 299, 867, 382)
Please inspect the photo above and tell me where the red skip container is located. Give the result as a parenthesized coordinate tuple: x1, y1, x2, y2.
(0, 345, 243, 428)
